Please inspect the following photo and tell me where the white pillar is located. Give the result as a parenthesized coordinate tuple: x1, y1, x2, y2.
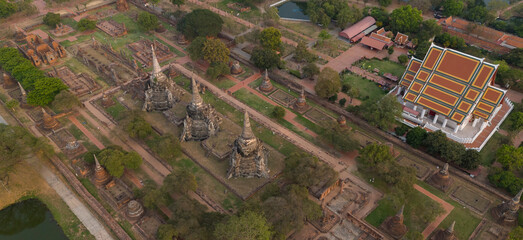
(454, 124, 460, 133)
(481, 120, 488, 130)
(420, 109, 426, 119)
(413, 105, 418, 111)
(433, 114, 439, 124)
(397, 86, 402, 95)
(442, 118, 448, 128)
(472, 118, 479, 127)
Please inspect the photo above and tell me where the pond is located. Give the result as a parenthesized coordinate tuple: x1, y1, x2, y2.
(0, 199, 68, 240)
(277, 1, 310, 21)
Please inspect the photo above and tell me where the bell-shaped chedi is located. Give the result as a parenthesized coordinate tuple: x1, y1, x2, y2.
(180, 77, 222, 141)
(230, 61, 243, 75)
(93, 155, 111, 187)
(101, 90, 115, 108)
(428, 163, 452, 192)
(142, 45, 175, 112)
(295, 89, 307, 107)
(126, 200, 144, 221)
(259, 69, 274, 93)
(490, 188, 523, 226)
(227, 111, 270, 179)
(337, 115, 347, 127)
(42, 108, 59, 130)
(431, 221, 457, 240)
(3, 73, 17, 89)
(381, 205, 408, 239)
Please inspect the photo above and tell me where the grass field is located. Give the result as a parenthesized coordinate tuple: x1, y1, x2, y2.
(105, 97, 128, 121)
(479, 132, 510, 166)
(357, 59, 406, 78)
(342, 73, 387, 104)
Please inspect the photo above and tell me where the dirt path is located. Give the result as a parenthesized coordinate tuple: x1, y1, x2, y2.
(414, 184, 454, 238)
(68, 116, 106, 149)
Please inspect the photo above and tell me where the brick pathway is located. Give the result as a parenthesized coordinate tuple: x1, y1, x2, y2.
(68, 115, 105, 149)
(414, 184, 454, 238)
(227, 72, 260, 93)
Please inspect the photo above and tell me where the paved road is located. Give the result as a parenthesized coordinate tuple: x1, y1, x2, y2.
(25, 157, 113, 240)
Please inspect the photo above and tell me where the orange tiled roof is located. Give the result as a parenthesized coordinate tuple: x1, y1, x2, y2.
(394, 32, 409, 45)
(398, 44, 507, 124)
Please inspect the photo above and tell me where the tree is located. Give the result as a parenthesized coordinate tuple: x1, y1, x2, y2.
(443, 0, 464, 17)
(406, 127, 427, 148)
(51, 90, 80, 112)
(378, 0, 391, 7)
(358, 143, 394, 168)
(388, 46, 394, 55)
(508, 226, 523, 240)
(5, 99, 18, 111)
(260, 27, 282, 51)
(318, 30, 331, 41)
(97, 148, 142, 177)
(302, 63, 320, 79)
(398, 55, 409, 64)
(0, 0, 15, 18)
(390, 5, 423, 33)
(77, 18, 96, 31)
(202, 38, 230, 64)
(415, 40, 431, 59)
(409, 0, 431, 13)
(214, 211, 272, 240)
(157, 224, 178, 240)
(137, 12, 159, 31)
(143, 187, 169, 210)
(250, 47, 280, 70)
(271, 106, 285, 120)
(206, 62, 230, 80)
(320, 120, 359, 152)
(148, 0, 160, 5)
(424, 130, 448, 156)
(487, 0, 508, 12)
(461, 149, 480, 170)
(0, 125, 34, 183)
(187, 37, 206, 61)
(464, 6, 491, 23)
(360, 94, 402, 130)
(417, 20, 442, 42)
(149, 134, 182, 162)
(508, 111, 523, 132)
(43, 12, 60, 27)
(496, 145, 523, 171)
(27, 77, 68, 106)
(315, 67, 341, 98)
(170, 0, 184, 7)
(122, 111, 152, 139)
(284, 152, 338, 188)
(336, 5, 362, 29)
(339, 98, 347, 106)
(163, 168, 198, 194)
(502, 48, 523, 68)
(395, 124, 409, 136)
(294, 41, 315, 63)
(347, 88, 359, 104)
(177, 9, 223, 40)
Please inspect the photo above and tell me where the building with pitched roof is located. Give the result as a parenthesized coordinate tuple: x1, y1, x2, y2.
(394, 32, 409, 46)
(438, 16, 523, 53)
(339, 16, 377, 42)
(393, 44, 513, 150)
(360, 28, 393, 51)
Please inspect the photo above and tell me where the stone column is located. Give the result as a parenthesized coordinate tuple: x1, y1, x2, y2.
(481, 120, 488, 130)
(420, 109, 426, 120)
(472, 117, 479, 128)
(454, 124, 460, 133)
(442, 118, 448, 128)
(397, 86, 402, 95)
(433, 114, 439, 124)
(413, 105, 418, 111)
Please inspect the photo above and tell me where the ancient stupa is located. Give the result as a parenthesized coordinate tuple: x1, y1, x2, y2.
(381, 205, 408, 239)
(490, 188, 523, 225)
(294, 88, 308, 111)
(337, 115, 347, 127)
(230, 61, 243, 75)
(93, 155, 111, 187)
(180, 77, 222, 141)
(431, 221, 457, 240)
(3, 73, 17, 88)
(259, 69, 274, 93)
(126, 200, 144, 221)
(428, 163, 452, 192)
(142, 45, 175, 112)
(227, 111, 270, 179)
(42, 108, 59, 130)
(101, 90, 114, 108)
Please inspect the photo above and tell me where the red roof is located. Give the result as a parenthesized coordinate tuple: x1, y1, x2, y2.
(360, 36, 387, 50)
(403, 106, 419, 116)
(339, 16, 376, 40)
(395, 33, 409, 45)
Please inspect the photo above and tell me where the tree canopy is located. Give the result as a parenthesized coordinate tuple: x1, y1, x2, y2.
(96, 148, 143, 178)
(406, 127, 427, 148)
(307, 0, 362, 28)
(360, 94, 402, 130)
(206, 62, 230, 80)
(283, 152, 338, 188)
(178, 9, 223, 40)
(320, 120, 359, 152)
(51, 90, 80, 112)
(496, 145, 523, 171)
(271, 106, 285, 120)
(389, 5, 423, 33)
(250, 47, 280, 70)
(121, 111, 153, 139)
(137, 12, 159, 31)
(0, 0, 16, 18)
(43, 12, 61, 27)
(170, 0, 184, 7)
(27, 77, 68, 106)
(260, 27, 282, 51)
(77, 19, 97, 31)
(202, 38, 230, 64)
(314, 67, 341, 98)
(442, 0, 464, 17)
(213, 211, 272, 240)
(163, 168, 198, 195)
(0, 125, 35, 181)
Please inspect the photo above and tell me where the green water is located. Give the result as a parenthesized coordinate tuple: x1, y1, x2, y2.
(0, 199, 68, 240)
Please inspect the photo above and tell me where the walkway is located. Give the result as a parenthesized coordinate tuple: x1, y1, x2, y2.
(325, 44, 407, 72)
(25, 156, 114, 240)
(414, 184, 454, 238)
(68, 116, 105, 149)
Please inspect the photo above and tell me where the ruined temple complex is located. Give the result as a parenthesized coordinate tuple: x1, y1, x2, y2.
(180, 78, 222, 141)
(17, 31, 67, 66)
(490, 189, 523, 226)
(227, 111, 270, 179)
(142, 46, 175, 112)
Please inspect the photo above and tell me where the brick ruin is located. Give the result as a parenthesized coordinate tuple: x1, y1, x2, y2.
(48, 66, 100, 97)
(128, 39, 174, 68)
(96, 20, 127, 37)
(50, 23, 75, 37)
(117, 0, 129, 12)
(16, 30, 67, 66)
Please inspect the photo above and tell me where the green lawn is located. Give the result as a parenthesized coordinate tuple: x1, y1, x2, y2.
(365, 189, 444, 234)
(232, 88, 274, 116)
(357, 59, 406, 78)
(210, 77, 236, 90)
(342, 73, 387, 103)
(105, 97, 128, 121)
(479, 132, 510, 166)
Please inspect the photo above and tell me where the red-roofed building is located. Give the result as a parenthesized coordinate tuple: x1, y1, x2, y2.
(360, 31, 393, 51)
(393, 43, 513, 150)
(394, 32, 409, 46)
(438, 16, 523, 53)
(339, 16, 376, 42)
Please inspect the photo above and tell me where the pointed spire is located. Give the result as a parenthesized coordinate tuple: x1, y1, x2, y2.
(300, 88, 305, 98)
(18, 82, 26, 96)
(151, 44, 161, 81)
(241, 111, 254, 139)
(94, 154, 102, 170)
(264, 69, 268, 80)
(441, 163, 449, 175)
(42, 108, 50, 118)
(513, 188, 523, 204)
(191, 76, 203, 106)
(397, 205, 404, 217)
(446, 221, 455, 233)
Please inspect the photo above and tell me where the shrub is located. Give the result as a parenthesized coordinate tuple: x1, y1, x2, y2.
(394, 124, 409, 136)
(43, 12, 60, 27)
(271, 106, 285, 119)
(77, 19, 96, 31)
(339, 98, 346, 106)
